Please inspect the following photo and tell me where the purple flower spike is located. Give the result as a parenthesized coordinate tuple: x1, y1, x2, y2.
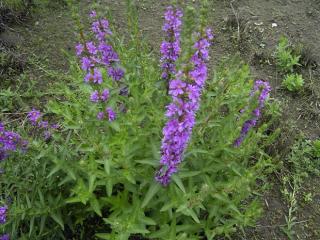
(156, 26, 214, 186)
(160, 6, 183, 80)
(76, 11, 125, 122)
(234, 80, 271, 147)
(0, 205, 7, 224)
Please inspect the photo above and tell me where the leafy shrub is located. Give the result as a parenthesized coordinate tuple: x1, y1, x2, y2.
(0, 3, 278, 240)
(282, 73, 304, 92)
(276, 36, 300, 73)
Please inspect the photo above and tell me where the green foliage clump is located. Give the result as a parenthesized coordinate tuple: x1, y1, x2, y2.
(288, 139, 320, 179)
(282, 73, 304, 92)
(276, 36, 300, 73)
(0, 5, 278, 240)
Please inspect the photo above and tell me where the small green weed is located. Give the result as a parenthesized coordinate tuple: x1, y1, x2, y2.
(276, 36, 300, 73)
(282, 73, 304, 92)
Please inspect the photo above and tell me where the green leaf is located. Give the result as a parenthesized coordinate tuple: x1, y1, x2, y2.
(135, 159, 159, 167)
(29, 217, 34, 236)
(141, 182, 161, 208)
(51, 212, 64, 230)
(140, 216, 156, 225)
(39, 216, 46, 234)
(47, 166, 60, 178)
(104, 158, 110, 175)
(96, 233, 112, 239)
(172, 175, 186, 194)
(90, 197, 102, 216)
(110, 122, 120, 131)
(89, 174, 96, 193)
(106, 180, 113, 197)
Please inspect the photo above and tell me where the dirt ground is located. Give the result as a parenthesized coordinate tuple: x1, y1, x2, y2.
(1, 0, 320, 239)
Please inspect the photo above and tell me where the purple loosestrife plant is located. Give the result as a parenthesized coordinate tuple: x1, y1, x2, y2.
(234, 80, 271, 147)
(160, 6, 183, 81)
(156, 28, 214, 186)
(76, 11, 125, 122)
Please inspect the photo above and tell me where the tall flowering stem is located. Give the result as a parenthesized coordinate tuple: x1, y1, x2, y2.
(156, 28, 214, 186)
(234, 80, 271, 147)
(160, 6, 183, 82)
(76, 11, 124, 121)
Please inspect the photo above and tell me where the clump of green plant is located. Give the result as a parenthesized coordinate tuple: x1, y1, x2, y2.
(276, 36, 300, 73)
(282, 73, 304, 92)
(0, 2, 278, 240)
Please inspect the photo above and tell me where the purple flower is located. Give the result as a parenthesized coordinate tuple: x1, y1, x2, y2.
(160, 6, 183, 80)
(44, 131, 51, 140)
(81, 57, 92, 71)
(97, 111, 105, 120)
(106, 107, 116, 122)
(38, 121, 48, 128)
(90, 90, 100, 102)
(101, 89, 110, 102)
(156, 28, 213, 185)
(89, 10, 97, 18)
(27, 109, 41, 125)
(234, 80, 271, 147)
(51, 124, 59, 129)
(0, 205, 7, 224)
(86, 42, 97, 55)
(0, 234, 9, 240)
(75, 43, 84, 56)
(108, 67, 124, 81)
(169, 79, 186, 96)
(85, 68, 103, 84)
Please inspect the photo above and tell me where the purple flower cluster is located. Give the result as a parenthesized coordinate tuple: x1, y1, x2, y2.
(234, 80, 271, 147)
(0, 123, 27, 161)
(27, 109, 59, 140)
(0, 234, 9, 240)
(160, 6, 183, 80)
(0, 205, 7, 224)
(156, 28, 214, 185)
(76, 11, 122, 122)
